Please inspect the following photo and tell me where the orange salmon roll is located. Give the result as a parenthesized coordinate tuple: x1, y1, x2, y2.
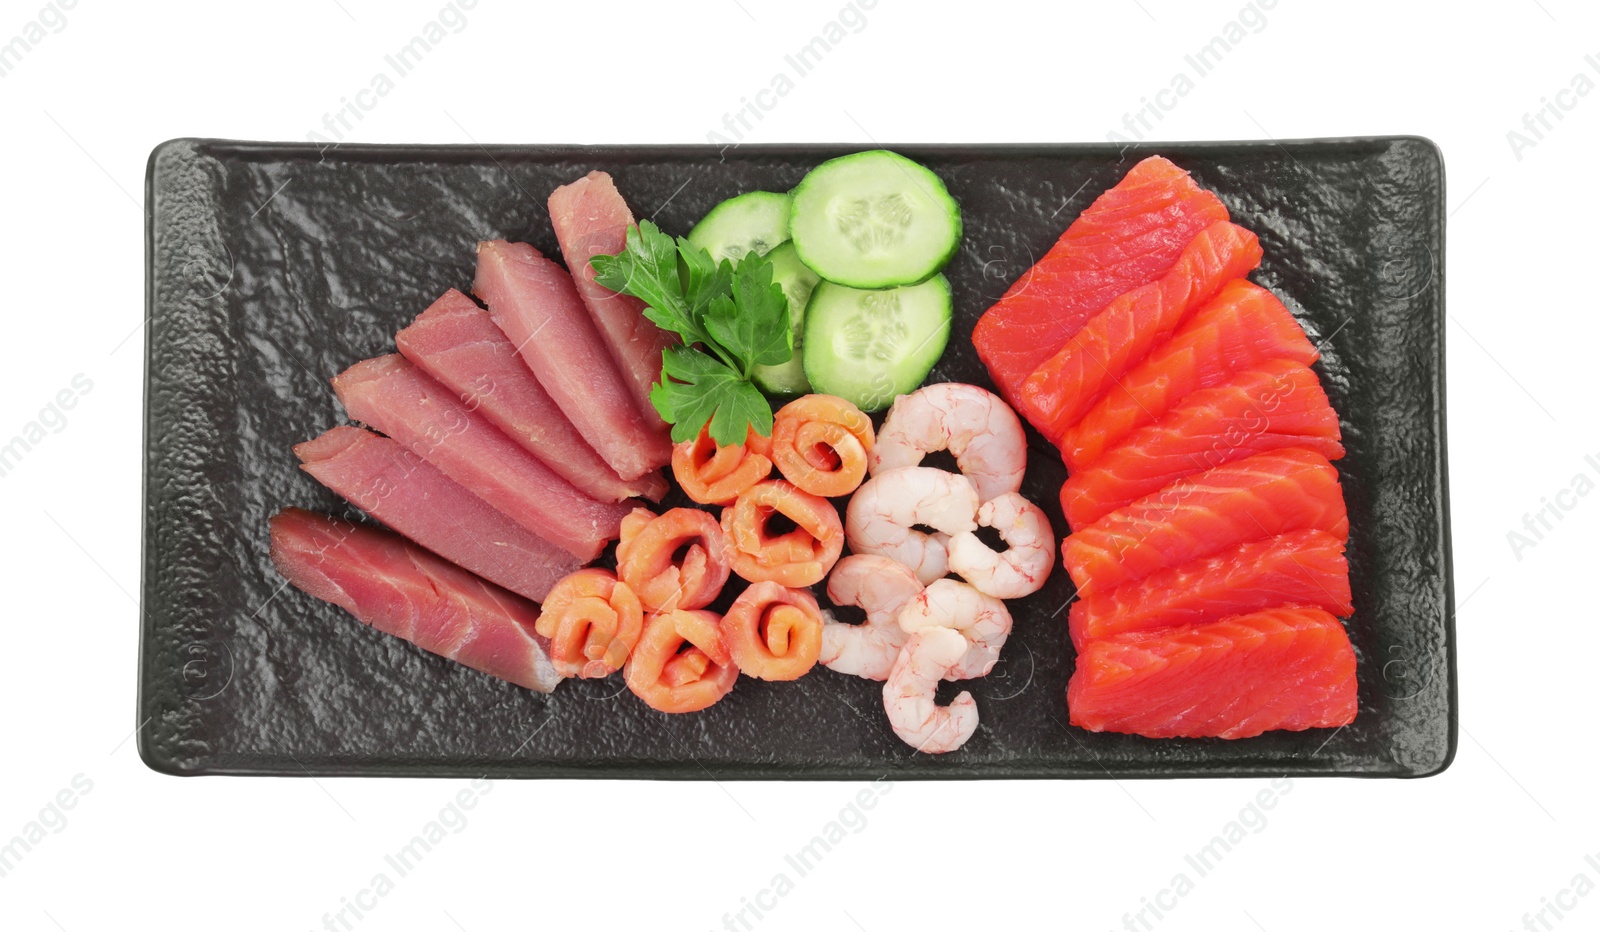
(671, 425, 775, 506)
(534, 569, 643, 679)
(723, 582, 824, 681)
(616, 507, 730, 612)
(745, 426, 773, 460)
(720, 480, 844, 587)
(624, 609, 738, 713)
(769, 394, 875, 498)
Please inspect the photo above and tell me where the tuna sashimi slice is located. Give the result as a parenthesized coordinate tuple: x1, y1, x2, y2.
(331, 354, 631, 562)
(549, 171, 675, 432)
(1059, 360, 1345, 528)
(394, 288, 666, 503)
(1059, 279, 1321, 471)
(268, 508, 562, 693)
(1067, 606, 1358, 739)
(1067, 529, 1352, 649)
(1018, 221, 1264, 438)
(295, 426, 580, 602)
(473, 240, 673, 480)
(1062, 448, 1348, 595)
(972, 156, 1229, 407)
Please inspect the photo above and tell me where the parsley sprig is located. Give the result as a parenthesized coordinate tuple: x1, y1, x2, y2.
(592, 221, 792, 446)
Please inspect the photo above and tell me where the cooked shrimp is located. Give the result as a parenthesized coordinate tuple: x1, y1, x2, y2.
(533, 568, 643, 678)
(871, 383, 1027, 502)
(897, 578, 1014, 680)
(723, 581, 825, 681)
(819, 554, 923, 680)
(946, 492, 1056, 598)
(883, 627, 978, 753)
(672, 425, 774, 506)
(721, 480, 844, 587)
(845, 466, 979, 585)
(769, 394, 875, 498)
(616, 507, 730, 612)
(624, 609, 738, 713)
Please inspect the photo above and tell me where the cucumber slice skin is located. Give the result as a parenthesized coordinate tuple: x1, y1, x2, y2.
(751, 242, 820, 396)
(686, 191, 793, 264)
(789, 150, 962, 290)
(802, 274, 952, 413)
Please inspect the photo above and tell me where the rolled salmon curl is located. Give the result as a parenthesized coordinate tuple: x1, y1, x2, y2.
(671, 424, 775, 506)
(723, 581, 825, 681)
(769, 394, 875, 498)
(624, 608, 739, 713)
(533, 569, 643, 679)
(721, 479, 845, 587)
(616, 507, 731, 612)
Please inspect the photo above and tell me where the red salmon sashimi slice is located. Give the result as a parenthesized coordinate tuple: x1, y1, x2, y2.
(1067, 606, 1357, 739)
(1058, 360, 1345, 528)
(1059, 279, 1321, 472)
(395, 288, 665, 503)
(972, 156, 1229, 408)
(268, 508, 562, 693)
(331, 354, 631, 562)
(1061, 448, 1349, 595)
(295, 426, 581, 602)
(549, 171, 676, 432)
(1066, 529, 1352, 649)
(1018, 221, 1264, 438)
(473, 240, 672, 480)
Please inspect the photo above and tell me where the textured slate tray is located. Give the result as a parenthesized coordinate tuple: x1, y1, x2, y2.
(139, 138, 1455, 779)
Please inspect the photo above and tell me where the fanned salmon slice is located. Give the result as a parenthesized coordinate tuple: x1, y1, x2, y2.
(1067, 606, 1358, 739)
(971, 156, 1229, 408)
(268, 508, 562, 693)
(1059, 279, 1321, 472)
(549, 171, 676, 432)
(394, 288, 665, 503)
(1067, 529, 1352, 649)
(1059, 360, 1345, 528)
(295, 426, 581, 602)
(1061, 448, 1348, 595)
(331, 354, 632, 562)
(474, 240, 672, 480)
(1017, 220, 1264, 438)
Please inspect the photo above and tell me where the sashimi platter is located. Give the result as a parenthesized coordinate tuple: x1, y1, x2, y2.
(139, 139, 1455, 778)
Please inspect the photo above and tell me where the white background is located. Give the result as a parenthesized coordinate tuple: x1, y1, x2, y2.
(0, 0, 1589, 930)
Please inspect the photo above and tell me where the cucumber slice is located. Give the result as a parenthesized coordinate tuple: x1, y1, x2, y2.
(802, 275, 952, 413)
(686, 191, 793, 264)
(789, 150, 962, 289)
(752, 243, 821, 396)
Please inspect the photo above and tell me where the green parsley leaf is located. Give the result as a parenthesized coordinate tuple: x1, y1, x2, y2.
(594, 220, 790, 443)
(591, 221, 688, 331)
(652, 345, 772, 445)
(675, 237, 734, 322)
(703, 253, 792, 371)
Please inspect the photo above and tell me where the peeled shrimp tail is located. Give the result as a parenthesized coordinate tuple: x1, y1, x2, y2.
(845, 466, 979, 586)
(819, 554, 923, 680)
(533, 568, 643, 678)
(897, 578, 1014, 681)
(883, 627, 978, 754)
(947, 492, 1055, 599)
(870, 383, 1027, 502)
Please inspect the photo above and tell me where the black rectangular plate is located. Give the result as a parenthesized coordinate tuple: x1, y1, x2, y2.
(139, 138, 1455, 779)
